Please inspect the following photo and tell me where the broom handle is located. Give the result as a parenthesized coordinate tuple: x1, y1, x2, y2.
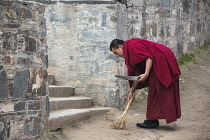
(121, 98, 133, 117)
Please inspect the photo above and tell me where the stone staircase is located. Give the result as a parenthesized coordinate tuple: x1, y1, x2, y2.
(48, 85, 110, 131)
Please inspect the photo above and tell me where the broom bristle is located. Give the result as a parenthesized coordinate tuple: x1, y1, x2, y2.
(119, 120, 125, 129)
(110, 98, 133, 129)
(109, 116, 126, 129)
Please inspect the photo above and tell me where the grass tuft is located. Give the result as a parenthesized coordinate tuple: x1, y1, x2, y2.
(178, 42, 210, 66)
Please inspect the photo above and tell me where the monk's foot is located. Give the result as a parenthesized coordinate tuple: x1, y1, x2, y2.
(136, 120, 159, 129)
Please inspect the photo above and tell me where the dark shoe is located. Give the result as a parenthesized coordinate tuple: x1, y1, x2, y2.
(136, 120, 159, 129)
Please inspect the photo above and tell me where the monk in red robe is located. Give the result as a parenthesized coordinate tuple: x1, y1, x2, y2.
(110, 38, 181, 129)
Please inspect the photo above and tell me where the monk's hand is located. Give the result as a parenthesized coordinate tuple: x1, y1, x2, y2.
(128, 92, 135, 102)
(138, 73, 149, 82)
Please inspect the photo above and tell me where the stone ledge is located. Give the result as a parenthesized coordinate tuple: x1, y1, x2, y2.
(49, 107, 110, 131)
(49, 85, 74, 97)
(49, 96, 93, 111)
(24, 0, 117, 4)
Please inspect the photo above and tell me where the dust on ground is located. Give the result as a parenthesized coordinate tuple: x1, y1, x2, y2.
(43, 46, 210, 140)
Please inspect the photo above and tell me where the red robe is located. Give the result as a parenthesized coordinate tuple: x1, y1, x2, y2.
(123, 39, 181, 123)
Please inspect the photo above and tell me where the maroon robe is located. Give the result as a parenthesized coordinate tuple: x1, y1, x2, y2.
(123, 39, 181, 124)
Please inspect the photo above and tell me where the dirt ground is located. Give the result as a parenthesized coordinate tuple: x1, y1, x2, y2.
(46, 46, 210, 140)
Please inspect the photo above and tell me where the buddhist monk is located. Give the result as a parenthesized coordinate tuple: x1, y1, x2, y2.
(110, 38, 181, 129)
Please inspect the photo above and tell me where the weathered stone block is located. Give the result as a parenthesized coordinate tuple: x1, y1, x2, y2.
(18, 7, 32, 19)
(0, 55, 4, 64)
(37, 83, 46, 96)
(0, 121, 5, 140)
(196, 21, 202, 32)
(34, 56, 43, 65)
(44, 54, 48, 68)
(6, 69, 13, 78)
(182, 0, 190, 14)
(160, 0, 171, 8)
(17, 34, 25, 42)
(48, 75, 55, 85)
(158, 8, 166, 17)
(28, 79, 33, 94)
(1, 112, 16, 117)
(175, 25, 182, 36)
(0, 103, 14, 112)
(0, 1, 14, 6)
(0, 70, 8, 99)
(28, 110, 39, 114)
(152, 23, 157, 36)
(177, 10, 181, 18)
(191, 23, 196, 34)
(160, 27, 165, 37)
(17, 57, 32, 65)
(42, 69, 48, 80)
(3, 64, 14, 70)
(5, 9, 17, 20)
(207, 23, 210, 33)
(4, 56, 11, 64)
(0, 7, 5, 19)
(26, 37, 36, 52)
(37, 4, 45, 13)
(14, 101, 26, 111)
(25, 118, 41, 136)
(8, 119, 23, 139)
(41, 31, 46, 37)
(166, 25, 170, 37)
(177, 43, 183, 58)
(28, 101, 40, 110)
(81, 31, 101, 39)
(45, 96, 49, 117)
(40, 19, 46, 29)
(2, 23, 20, 28)
(50, 12, 60, 22)
(3, 32, 16, 50)
(13, 70, 29, 98)
(105, 89, 120, 107)
(101, 12, 107, 27)
(8, 82, 14, 97)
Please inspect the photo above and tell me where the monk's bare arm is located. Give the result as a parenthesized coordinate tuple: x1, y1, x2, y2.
(127, 70, 140, 101)
(128, 58, 153, 101)
(130, 58, 152, 92)
(130, 81, 139, 93)
(128, 81, 139, 101)
(138, 58, 152, 82)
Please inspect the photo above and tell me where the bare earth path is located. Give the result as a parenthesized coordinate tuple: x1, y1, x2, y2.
(51, 47, 210, 140)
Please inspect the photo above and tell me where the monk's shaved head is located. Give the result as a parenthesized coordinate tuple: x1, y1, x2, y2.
(110, 39, 124, 51)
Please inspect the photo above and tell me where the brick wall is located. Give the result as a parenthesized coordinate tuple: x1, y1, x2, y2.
(0, 1, 48, 139)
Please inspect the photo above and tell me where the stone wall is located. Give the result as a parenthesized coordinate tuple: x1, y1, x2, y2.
(45, 1, 119, 106)
(0, 1, 49, 139)
(46, 0, 210, 108)
(116, 0, 210, 107)
(118, 0, 210, 56)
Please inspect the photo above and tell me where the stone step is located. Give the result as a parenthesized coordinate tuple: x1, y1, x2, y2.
(49, 107, 110, 131)
(49, 96, 93, 111)
(49, 85, 74, 97)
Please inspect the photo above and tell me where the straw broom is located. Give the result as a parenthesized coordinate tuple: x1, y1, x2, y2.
(110, 98, 134, 129)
